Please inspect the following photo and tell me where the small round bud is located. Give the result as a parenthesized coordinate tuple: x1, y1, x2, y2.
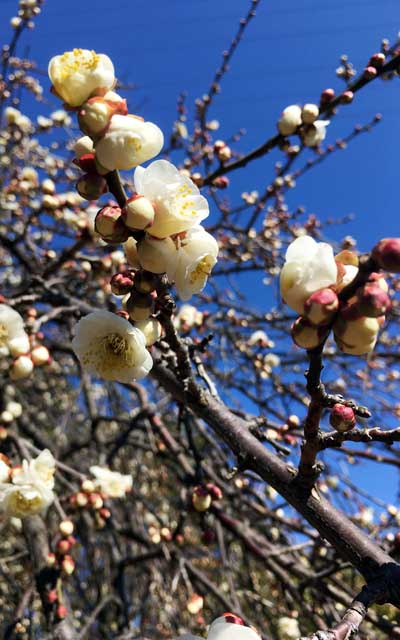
(10, 355, 34, 380)
(61, 555, 75, 575)
(110, 271, 134, 296)
(75, 491, 88, 507)
(47, 552, 56, 566)
(41, 178, 56, 195)
(122, 195, 155, 230)
(57, 539, 71, 555)
(56, 605, 68, 619)
(320, 88, 335, 103)
(341, 90, 354, 104)
(278, 105, 302, 136)
(372, 238, 400, 272)
(369, 53, 385, 68)
(291, 317, 330, 350)
(301, 103, 319, 124)
(78, 97, 114, 137)
(134, 318, 162, 346)
(364, 66, 378, 79)
(95, 206, 129, 243)
(81, 479, 95, 493)
(212, 176, 230, 189)
(59, 520, 74, 537)
(126, 292, 154, 322)
(304, 288, 339, 326)
(206, 483, 223, 501)
(74, 135, 94, 158)
(192, 486, 212, 512)
(330, 404, 356, 432)
(89, 492, 103, 509)
(47, 589, 58, 604)
(31, 345, 50, 366)
(76, 173, 107, 201)
(356, 284, 391, 318)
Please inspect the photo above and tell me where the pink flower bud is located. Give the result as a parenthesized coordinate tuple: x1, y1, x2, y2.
(95, 206, 129, 243)
(329, 404, 356, 432)
(57, 539, 71, 555)
(356, 284, 391, 317)
(372, 238, 400, 272)
(222, 613, 245, 625)
(291, 317, 330, 350)
(206, 483, 223, 501)
(75, 153, 97, 173)
(110, 271, 134, 295)
(303, 288, 339, 326)
(364, 66, 378, 79)
(61, 555, 75, 575)
(56, 605, 68, 619)
(122, 195, 155, 230)
(369, 53, 385, 68)
(320, 88, 335, 103)
(212, 176, 230, 189)
(341, 90, 354, 104)
(47, 589, 58, 604)
(76, 173, 107, 200)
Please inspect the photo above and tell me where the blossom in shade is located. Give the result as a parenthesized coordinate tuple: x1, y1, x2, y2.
(90, 466, 132, 498)
(95, 114, 163, 171)
(48, 49, 115, 107)
(280, 236, 337, 314)
(71, 310, 152, 383)
(134, 160, 209, 239)
(0, 304, 30, 356)
(0, 449, 56, 518)
(176, 613, 261, 640)
(171, 226, 219, 301)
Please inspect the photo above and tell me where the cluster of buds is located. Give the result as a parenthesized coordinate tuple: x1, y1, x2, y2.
(192, 483, 223, 513)
(281, 235, 398, 356)
(48, 519, 77, 578)
(10, 0, 42, 30)
(68, 478, 111, 529)
(277, 103, 329, 148)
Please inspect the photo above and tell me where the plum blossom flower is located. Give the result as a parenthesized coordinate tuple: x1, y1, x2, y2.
(302, 120, 330, 147)
(90, 466, 132, 498)
(0, 449, 56, 518)
(134, 160, 209, 239)
(71, 310, 152, 383)
(277, 616, 300, 639)
(280, 236, 337, 314)
(48, 49, 115, 107)
(0, 304, 30, 357)
(170, 226, 219, 301)
(95, 114, 163, 171)
(177, 615, 261, 640)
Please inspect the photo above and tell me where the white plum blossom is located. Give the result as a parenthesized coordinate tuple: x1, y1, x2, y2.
(302, 120, 330, 147)
(0, 459, 10, 483)
(0, 449, 56, 518)
(171, 226, 219, 301)
(280, 236, 337, 314)
(277, 616, 301, 639)
(0, 304, 30, 356)
(176, 615, 260, 640)
(48, 49, 115, 107)
(134, 160, 209, 239)
(90, 466, 133, 498)
(72, 310, 152, 383)
(173, 304, 204, 331)
(95, 114, 163, 171)
(277, 105, 302, 136)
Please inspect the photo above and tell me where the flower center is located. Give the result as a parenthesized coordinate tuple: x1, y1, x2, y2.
(189, 256, 214, 284)
(102, 333, 127, 356)
(0, 323, 8, 348)
(59, 49, 100, 80)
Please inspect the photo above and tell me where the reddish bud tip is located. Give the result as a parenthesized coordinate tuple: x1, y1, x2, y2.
(330, 404, 356, 432)
(372, 238, 400, 273)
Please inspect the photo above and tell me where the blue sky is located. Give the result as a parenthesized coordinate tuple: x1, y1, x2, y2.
(1, 0, 399, 507)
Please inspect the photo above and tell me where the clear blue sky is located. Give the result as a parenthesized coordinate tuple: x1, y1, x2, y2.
(1, 0, 399, 506)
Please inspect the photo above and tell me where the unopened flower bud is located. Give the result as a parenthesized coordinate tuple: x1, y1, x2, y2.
(110, 271, 134, 295)
(10, 355, 34, 380)
(217, 145, 232, 162)
(341, 90, 354, 104)
(291, 317, 329, 350)
(278, 105, 302, 136)
(78, 97, 114, 137)
(75, 491, 88, 507)
(61, 555, 75, 575)
(57, 539, 71, 555)
(134, 318, 162, 346)
(212, 176, 230, 188)
(41, 178, 56, 195)
(304, 288, 339, 326)
(81, 479, 95, 493)
(330, 404, 356, 432)
(47, 589, 58, 604)
(56, 605, 68, 619)
(187, 593, 204, 615)
(59, 520, 74, 537)
(372, 238, 400, 272)
(31, 345, 50, 366)
(126, 292, 154, 322)
(356, 284, 391, 317)
(369, 52, 385, 67)
(364, 66, 378, 79)
(301, 103, 319, 124)
(89, 492, 103, 509)
(76, 173, 107, 201)
(206, 483, 223, 501)
(334, 314, 382, 355)
(320, 88, 335, 103)
(95, 206, 129, 243)
(74, 135, 94, 158)
(47, 552, 56, 566)
(192, 486, 212, 512)
(122, 195, 155, 230)
(133, 270, 159, 294)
